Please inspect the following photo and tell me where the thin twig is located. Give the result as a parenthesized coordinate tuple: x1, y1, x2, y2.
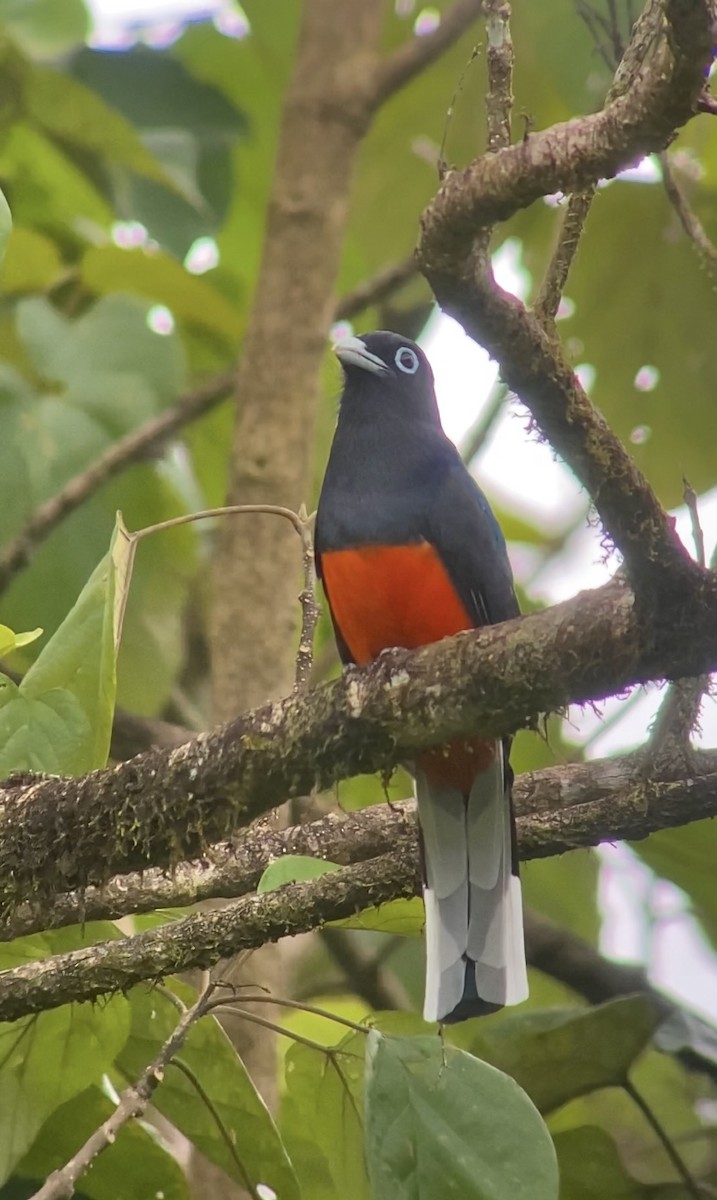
(484, 0, 513, 153)
(623, 1077, 703, 1200)
(133, 503, 306, 544)
(321, 927, 412, 1011)
(29, 981, 218, 1200)
(0, 371, 235, 596)
(660, 152, 717, 286)
(207, 990, 368, 1034)
(335, 256, 418, 320)
(459, 379, 509, 464)
(372, 0, 483, 109)
(212, 1004, 341, 1055)
(293, 504, 320, 692)
(683, 478, 707, 568)
(645, 485, 713, 769)
(170, 1058, 259, 1199)
(535, 188, 596, 322)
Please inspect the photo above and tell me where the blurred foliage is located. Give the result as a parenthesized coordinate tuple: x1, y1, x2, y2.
(0, 0, 715, 1196)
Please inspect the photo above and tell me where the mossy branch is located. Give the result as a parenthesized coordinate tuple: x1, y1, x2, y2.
(2, 571, 717, 920)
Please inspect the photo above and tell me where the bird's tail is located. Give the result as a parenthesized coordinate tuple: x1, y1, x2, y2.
(416, 743, 528, 1024)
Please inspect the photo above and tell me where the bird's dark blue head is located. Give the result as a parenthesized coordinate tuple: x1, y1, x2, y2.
(333, 330, 442, 427)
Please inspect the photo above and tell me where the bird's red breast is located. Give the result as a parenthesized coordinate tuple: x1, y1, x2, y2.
(321, 541, 496, 792)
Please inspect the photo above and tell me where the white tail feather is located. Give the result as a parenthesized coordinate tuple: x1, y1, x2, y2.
(416, 744, 528, 1022)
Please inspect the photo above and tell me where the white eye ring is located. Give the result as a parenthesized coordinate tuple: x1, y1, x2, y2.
(394, 346, 419, 375)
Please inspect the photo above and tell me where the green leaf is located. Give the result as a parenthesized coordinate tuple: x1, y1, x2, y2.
(364, 1030, 559, 1200)
(549, 1047, 707, 1187)
(72, 44, 247, 138)
(258, 854, 339, 892)
(257, 855, 423, 935)
(0, 0, 89, 58)
(0, 293, 196, 715)
(332, 898, 424, 936)
(0, 187, 12, 270)
(80, 245, 242, 344)
(117, 986, 300, 1200)
(0, 227, 62, 294)
(282, 1029, 369, 1200)
(14, 1085, 190, 1200)
(70, 43, 246, 257)
(0, 533, 120, 775)
(521, 850, 600, 944)
(553, 1126, 646, 1199)
(558, 181, 717, 506)
(0, 624, 42, 656)
(0, 122, 112, 234)
(17, 293, 185, 408)
(26, 66, 173, 187)
(459, 998, 660, 1115)
(0, 925, 129, 1187)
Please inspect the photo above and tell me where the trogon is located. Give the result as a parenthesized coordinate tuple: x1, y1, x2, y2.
(315, 330, 529, 1023)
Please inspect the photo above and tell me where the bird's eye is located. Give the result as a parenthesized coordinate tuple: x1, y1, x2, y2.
(394, 346, 419, 375)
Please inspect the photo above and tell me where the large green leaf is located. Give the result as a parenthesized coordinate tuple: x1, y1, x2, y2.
(173, 5, 300, 293)
(521, 851, 600, 944)
(71, 44, 247, 138)
(0, 0, 89, 59)
(549, 1047, 709, 1186)
(0, 227, 62, 294)
(0, 294, 198, 715)
(70, 42, 245, 255)
(0, 924, 129, 1187)
(364, 1030, 559, 1200)
(0, 122, 112, 235)
(81, 245, 242, 345)
(13, 1085, 190, 1200)
(116, 985, 300, 1200)
(25, 66, 171, 187)
(282, 1029, 369, 1200)
(70, 43, 247, 257)
(557, 180, 717, 506)
(553, 1126, 646, 1200)
(458, 997, 659, 1114)
(0, 520, 128, 774)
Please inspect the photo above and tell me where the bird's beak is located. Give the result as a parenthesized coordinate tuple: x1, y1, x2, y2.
(333, 335, 389, 375)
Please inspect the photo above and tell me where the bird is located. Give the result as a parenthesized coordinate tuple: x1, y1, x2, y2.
(314, 329, 528, 1023)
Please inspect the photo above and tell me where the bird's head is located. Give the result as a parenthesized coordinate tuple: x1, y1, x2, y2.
(333, 330, 440, 425)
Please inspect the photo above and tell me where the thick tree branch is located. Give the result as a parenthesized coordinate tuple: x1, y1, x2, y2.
(2, 572, 717, 911)
(421, 0, 711, 248)
(3, 746, 717, 1022)
(0, 851, 419, 1022)
(6, 746, 717, 943)
(418, 0, 714, 581)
